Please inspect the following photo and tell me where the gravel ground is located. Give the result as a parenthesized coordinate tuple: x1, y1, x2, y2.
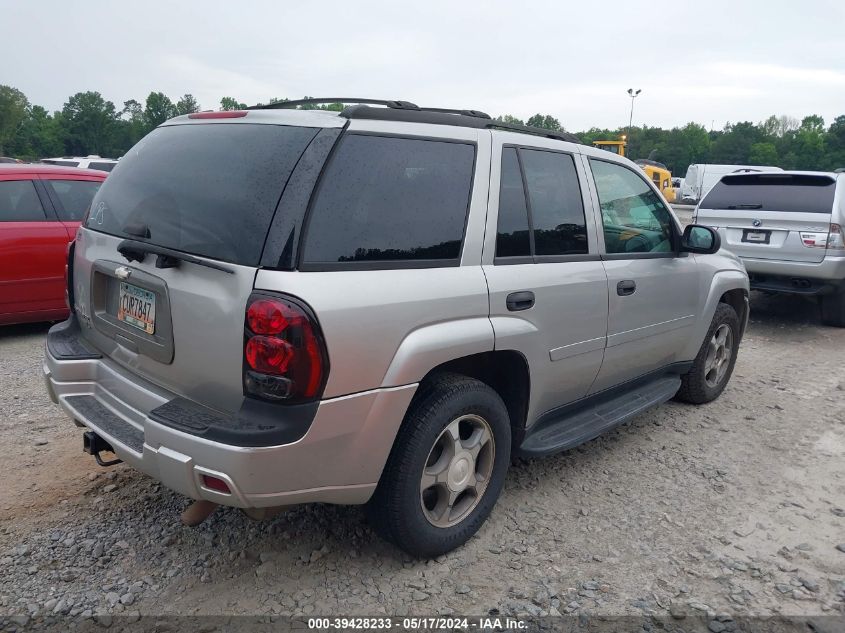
(0, 292, 844, 631)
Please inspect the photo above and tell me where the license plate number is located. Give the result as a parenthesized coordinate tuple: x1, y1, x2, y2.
(118, 282, 156, 334)
(743, 230, 770, 243)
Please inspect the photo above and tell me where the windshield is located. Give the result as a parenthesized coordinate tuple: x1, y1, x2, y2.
(700, 173, 836, 213)
(85, 123, 318, 266)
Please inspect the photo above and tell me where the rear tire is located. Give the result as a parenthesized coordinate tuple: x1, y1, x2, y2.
(820, 286, 845, 327)
(366, 373, 510, 558)
(675, 303, 740, 404)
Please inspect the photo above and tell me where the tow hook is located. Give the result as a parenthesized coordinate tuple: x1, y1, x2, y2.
(83, 431, 123, 467)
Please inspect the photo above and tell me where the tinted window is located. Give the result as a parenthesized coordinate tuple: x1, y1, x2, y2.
(590, 159, 674, 254)
(495, 148, 530, 258)
(46, 179, 102, 221)
(88, 162, 116, 172)
(700, 174, 836, 213)
(0, 180, 46, 222)
(302, 135, 475, 265)
(86, 124, 318, 266)
(43, 160, 80, 167)
(521, 149, 588, 256)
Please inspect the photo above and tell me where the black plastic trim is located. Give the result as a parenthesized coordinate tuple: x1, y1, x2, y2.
(519, 361, 693, 457)
(66, 395, 143, 454)
(150, 396, 319, 448)
(46, 316, 101, 360)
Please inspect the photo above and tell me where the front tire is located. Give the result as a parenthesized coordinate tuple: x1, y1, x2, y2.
(820, 286, 845, 327)
(675, 303, 740, 404)
(366, 374, 511, 558)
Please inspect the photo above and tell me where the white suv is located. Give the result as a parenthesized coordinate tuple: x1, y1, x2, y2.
(41, 155, 118, 172)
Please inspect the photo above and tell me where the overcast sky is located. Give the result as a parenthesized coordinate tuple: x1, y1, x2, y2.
(5, 0, 844, 131)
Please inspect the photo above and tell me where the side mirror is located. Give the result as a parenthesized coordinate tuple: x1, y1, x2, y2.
(681, 224, 721, 254)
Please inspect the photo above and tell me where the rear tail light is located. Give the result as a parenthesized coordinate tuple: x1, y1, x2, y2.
(826, 223, 844, 250)
(65, 240, 76, 312)
(243, 293, 328, 403)
(801, 224, 844, 250)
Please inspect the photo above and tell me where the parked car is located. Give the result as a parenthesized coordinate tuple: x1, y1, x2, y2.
(694, 171, 845, 326)
(0, 164, 107, 325)
(43, 100, 749, 557)
(41, 155, 119, 172)
(680, 164, 782, 203)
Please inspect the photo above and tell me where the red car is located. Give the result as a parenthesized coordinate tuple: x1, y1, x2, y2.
(0, 164, 107, 325)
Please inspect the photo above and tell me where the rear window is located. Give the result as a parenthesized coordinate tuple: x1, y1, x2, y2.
(301, 135, 475, 267)
(701, 174, 836, 213)
(88, 162, 116, 172)
(46, 179, 102, 221)
(86, 123, 318, 266)
(43, 160, 80, 167)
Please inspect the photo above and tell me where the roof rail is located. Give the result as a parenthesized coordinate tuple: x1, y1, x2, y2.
(247, 98, 580, 145)
(248, 98, 421, 111)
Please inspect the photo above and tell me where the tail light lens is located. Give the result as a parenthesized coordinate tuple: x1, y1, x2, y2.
(826, 223, 844, 250)
(243, 293, 328, 403)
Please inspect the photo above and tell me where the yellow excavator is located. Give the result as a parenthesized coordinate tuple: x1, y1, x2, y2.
(592, 136, 676, 202)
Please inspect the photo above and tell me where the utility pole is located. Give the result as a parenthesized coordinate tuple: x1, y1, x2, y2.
(627, 88, 641, 133)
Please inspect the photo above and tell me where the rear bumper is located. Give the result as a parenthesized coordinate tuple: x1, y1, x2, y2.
(43, 320, 416, 508)
(741, 255, 845, 295)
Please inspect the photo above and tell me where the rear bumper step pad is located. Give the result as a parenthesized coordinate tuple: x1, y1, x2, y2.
(64, 395, 144, 454)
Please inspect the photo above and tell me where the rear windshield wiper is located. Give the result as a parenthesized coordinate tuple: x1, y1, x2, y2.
(117, 239, 235, 274)
(726, 204, 763, 210)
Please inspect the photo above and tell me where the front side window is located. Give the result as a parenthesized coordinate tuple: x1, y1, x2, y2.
(589, 159, 674, 255)
(45, 179, 102, 221)
(0, 180, 46, 222)
(302, 135, 475, 266)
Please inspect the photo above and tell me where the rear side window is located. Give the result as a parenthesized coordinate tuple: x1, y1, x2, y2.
(302, 135, 475, 267)
(700, 174, 836, 213)
(0, 180, 46, 222)
(86, 123, 318, 266)
(45, 179, 102, 221)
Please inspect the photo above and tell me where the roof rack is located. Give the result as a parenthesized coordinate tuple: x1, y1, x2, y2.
(247, 98, 580, 144)
(248, 98, 421, 111)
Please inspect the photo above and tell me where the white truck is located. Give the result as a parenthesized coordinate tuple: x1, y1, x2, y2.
(680, 164, 781, 203)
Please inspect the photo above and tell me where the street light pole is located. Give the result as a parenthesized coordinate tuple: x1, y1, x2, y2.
(627, 88, 641, 132)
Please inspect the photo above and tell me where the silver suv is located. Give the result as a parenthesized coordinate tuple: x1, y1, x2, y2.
(43, 99, 749, 557)
(695, 171, 845, 327)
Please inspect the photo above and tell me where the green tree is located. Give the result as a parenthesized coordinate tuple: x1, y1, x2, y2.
(143, 92, 177, 129)
(175, 93, 200, 115)
(748, 142, 779, 166)
(495, 114, 525, 126)
(825, 115, 845, 170)
(61, 91, 119, 156)
(0, 85, 29, 155)
(9, 105, 64, 158)
(526, 114, 562, 131)
(220, 96, 247, 111)
(790, 115, 826, 170)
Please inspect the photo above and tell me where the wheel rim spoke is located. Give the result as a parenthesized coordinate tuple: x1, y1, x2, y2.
(705, 324, 733, 388)
(419, 413, 496, 528)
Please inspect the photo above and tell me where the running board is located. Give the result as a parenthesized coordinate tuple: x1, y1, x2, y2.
(518, 375, 681, 457)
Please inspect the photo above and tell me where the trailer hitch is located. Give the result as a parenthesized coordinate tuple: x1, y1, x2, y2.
(83, 431, 123, 467)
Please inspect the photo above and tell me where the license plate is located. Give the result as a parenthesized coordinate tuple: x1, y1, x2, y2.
(743, 230, 770, 244)
(118, 282, 156, 334)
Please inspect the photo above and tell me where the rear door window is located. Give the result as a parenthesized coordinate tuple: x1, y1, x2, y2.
(301, 135, 475, 267)
(520, 149, 588, 256)
(0, 180, 47, 222)
(700, 174, 836, 213)
(495, 148, 531, 258)
(44, 179, 103, 221)
(86, 123, 319, 266)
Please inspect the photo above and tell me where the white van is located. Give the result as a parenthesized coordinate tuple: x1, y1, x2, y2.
(681, 164, 781, 203)
(40, 155, 119, 172)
